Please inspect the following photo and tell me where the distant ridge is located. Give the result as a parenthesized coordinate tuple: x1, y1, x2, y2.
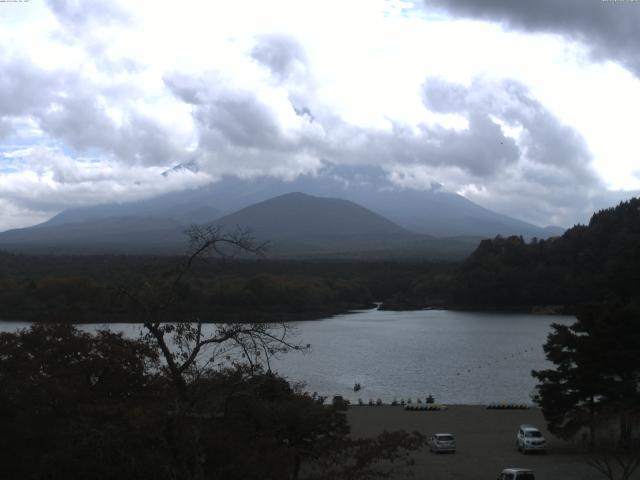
(0, 216, 186, 253)
(214, 192, 411, 240)
(0, 191, 482, 258)
(0, 166, 565, 257)
(29, 168, 563, 239)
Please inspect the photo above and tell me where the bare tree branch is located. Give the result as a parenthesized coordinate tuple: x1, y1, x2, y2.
(115, 223, 301, 401)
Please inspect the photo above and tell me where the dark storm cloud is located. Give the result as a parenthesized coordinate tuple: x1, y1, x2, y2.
(39, 92, 182, 166)
(423, 77, 598, 185)
(165, 67, 593, 189)
(424, 0, 640, 77)
(419, 77, 607, 227)
(0, 55, 182, 167)
(195, 94, 285, 150)
(251, 34, 308, 81)
(336, 113, 520, 178)
(0, 58, 60, 117)
(165, 73, 292, 152)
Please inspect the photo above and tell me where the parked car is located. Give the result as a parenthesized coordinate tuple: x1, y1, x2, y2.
(516, 424, 546, 454)
(497, 468, 535, 480)
(429, 433, 456, 453)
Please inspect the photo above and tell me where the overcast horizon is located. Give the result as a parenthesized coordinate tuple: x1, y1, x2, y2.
(1, 0, 640, 232)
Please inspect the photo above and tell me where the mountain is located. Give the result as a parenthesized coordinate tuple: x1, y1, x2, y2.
(0, 192, 419, 255)
(0, 165, 563, 256)
(0, 191, 482, 258)
(0, 216, 187, 253)
(38, 191, 220, 228)
(34, 165, 562, 239)
(215, 192, 410, 240)
(210, 192, 423, 255)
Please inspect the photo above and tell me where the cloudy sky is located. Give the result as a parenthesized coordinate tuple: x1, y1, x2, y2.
(1, 0, 639, 231)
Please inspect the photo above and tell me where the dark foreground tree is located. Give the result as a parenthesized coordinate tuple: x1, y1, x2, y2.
(532, 303, 640, 479)
(0, 323, 168, 479)
(0, 226, 425, 479)
(116, 225, 309, 478)
(117, 225, 302, 399)
(0, 324, 424, 480)
(532, 303, 640, 442)
(580, 408, 640, 480)
(124, 225, 425, 479)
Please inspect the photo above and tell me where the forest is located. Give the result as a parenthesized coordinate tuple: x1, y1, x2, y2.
(1, 199, 638, 479)
(453, 197, 640, 310)
(0, 197, 638, 323)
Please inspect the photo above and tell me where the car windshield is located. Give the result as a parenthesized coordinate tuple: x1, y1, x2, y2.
(525, 431, 542, 438)
(436, 435, 454, 441)
(518, 473, 535, 480)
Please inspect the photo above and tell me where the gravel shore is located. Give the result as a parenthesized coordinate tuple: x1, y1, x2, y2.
(347, 405, 625, 480)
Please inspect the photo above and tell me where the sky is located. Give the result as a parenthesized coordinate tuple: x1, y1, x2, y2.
(1, 0, 639, 231)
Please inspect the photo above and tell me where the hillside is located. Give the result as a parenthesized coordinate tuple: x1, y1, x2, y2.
(26, 166, 560, 240)
(211, 192, 432, 256)
(0, 191, 482, 258)
(215, 192, 410, 239)
(37, 193, 220, 229)
(0, 217, 187, 254)
(453, 197, 640, 309)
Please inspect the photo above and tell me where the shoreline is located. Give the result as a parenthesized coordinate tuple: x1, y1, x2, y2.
(379, 303, 573, 315)
(0, 303, 574, 324)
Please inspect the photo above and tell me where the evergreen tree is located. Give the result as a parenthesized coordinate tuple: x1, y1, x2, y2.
(532, 303, 640, 445)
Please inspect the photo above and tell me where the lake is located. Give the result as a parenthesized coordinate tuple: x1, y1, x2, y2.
(0, 308, 574, 404)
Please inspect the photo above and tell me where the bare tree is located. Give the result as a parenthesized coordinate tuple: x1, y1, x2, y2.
(118, 224, 305, 400)
(115, 225, 314, 480)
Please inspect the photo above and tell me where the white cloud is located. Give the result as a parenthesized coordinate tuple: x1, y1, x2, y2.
(0, 146, 213, 230)
(0, 0, 639, 230)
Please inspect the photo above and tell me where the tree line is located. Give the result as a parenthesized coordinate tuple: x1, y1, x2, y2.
(528, 199, 640, 480)
(453, 197, 640, 310)
(0, 251, 456, 322)
(0, 226, 426, 479)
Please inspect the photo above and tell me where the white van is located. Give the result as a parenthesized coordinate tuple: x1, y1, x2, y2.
(497, 468, 535, 480)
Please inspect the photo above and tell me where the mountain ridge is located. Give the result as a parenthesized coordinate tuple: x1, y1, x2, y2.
(0, 167, 565, 257)
(32, 167, 561, 239)
(0, 192, 481, 258)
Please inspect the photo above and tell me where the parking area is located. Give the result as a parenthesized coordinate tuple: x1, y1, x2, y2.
(347, 405, 618, 480)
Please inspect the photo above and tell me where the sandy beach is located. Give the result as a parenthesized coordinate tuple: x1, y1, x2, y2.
(348, 405, 631, 480)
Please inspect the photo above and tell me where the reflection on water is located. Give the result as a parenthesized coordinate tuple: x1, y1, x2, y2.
(272, 309, 573, 404)
(0, 309, 573, 404)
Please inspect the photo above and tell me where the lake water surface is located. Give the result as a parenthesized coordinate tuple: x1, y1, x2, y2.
(0, 308, 574, 404)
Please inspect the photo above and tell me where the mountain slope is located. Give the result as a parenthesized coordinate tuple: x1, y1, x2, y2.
(38, 193, 220, 229)
(211, 192, 425, 255)
(33, 166, 560, 239)
(0, 190, 486, 257)
(214, 192, 411, 240)
(0, 216, 187, 253)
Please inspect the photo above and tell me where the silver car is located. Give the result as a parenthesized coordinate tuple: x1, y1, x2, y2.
(429, 433, 456, 453)
(516, 425, 546, 454)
